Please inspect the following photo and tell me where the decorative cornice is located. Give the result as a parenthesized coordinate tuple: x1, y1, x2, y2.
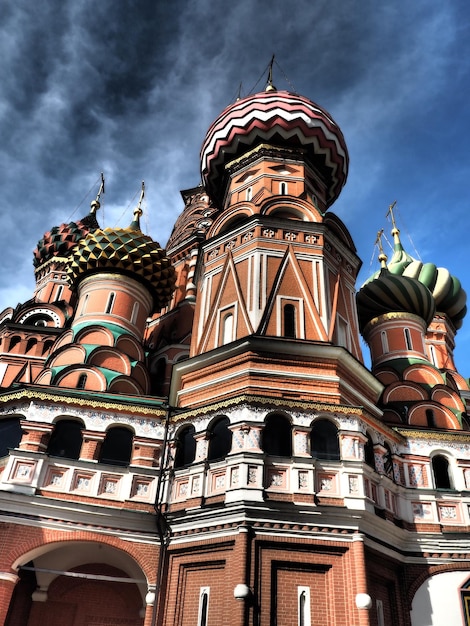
(395, 428, 470, 442)
(0, 386, 166, 417)
(171, 393, 364, 422)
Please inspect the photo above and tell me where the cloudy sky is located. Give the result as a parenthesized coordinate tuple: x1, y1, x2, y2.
(1, 0, 469, 372)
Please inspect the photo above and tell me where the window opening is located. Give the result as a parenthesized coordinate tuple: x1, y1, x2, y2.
(26, 338, 37, 353)
(198, 588, 210, 626)
(383, 443, 394, 478)
(284, 304, 296, 339)
(9, 336, 21, 351)
(381, 330, 389, 353)
(174, 425, 197, 468)
(279, 181, 288, 195)
(426, 409, 436, 428)
(404, 328, 412, 350)
(246, 187, 252, 201)
(262, 414, 292, 456)
(55, 285, 64, 301)
(99, 427, 133, 466)
(376, 600, 385, 626)
(47, 420, 83, 460)
(0, 417, 22, 457)
(77, 374, 87, 389)
(364, 434, 376, 469)
(105, 292, 115, 314)
(207, 417, 232, 461)
(298, 587, 311, 626)
(429, 344, 437, 366)
(432, 454, 452, 489)
(310, 419, 340, 460)
(81, 294, 89, 316)
(222, 313, 234, 345)
(131, 302, 139, 325)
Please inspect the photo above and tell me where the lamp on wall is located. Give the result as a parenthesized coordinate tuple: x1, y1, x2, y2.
(234, 583, 253, 602)
(355, 593, 372, 609)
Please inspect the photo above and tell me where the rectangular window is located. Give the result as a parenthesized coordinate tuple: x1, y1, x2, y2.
(376, 599, 385, 626)
(198, 587, 210, 626)
(298, 586, 311, 626)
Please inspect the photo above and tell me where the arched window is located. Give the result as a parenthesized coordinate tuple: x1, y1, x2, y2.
(174, 425, 197, 468)
(55, 285, 64, 301)
(26, 338, 37, 353)
(381, 330, 389, 353)
(42, 339, 54, 355)
(310, 419, 340, 460)
(47, 420, 83, 460)
(0, 417, 22, 457)
(222, 313, 234, 345)
(9, 336, 21, 351)
(77, 373, 87, 389)
(131, 302, 139, 325)
(298, 587, 311, 626)
(207, 417, 232, 461)
(279, 181, 288, 195)
(429, 344, 437, 366)
(81, 294, 89, 316)
(105, 292, 115, 315)
(284, 304, 296, 339)
(426, 409, 436, 428)
(99, 427, 133, 466)
(383, 443, 393, 478)
(262, 414, 292, 456)
(364, 433, 376, 469)
(246, 187, 252, 201)
(404, 328, 412, 350)
(432, 454, 452, 489)
(198, 588, 210, 626)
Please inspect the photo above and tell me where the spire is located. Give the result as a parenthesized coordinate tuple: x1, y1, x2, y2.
(386, 200, 401, 245)
(90, 172, 105, 215)
(385, 201, 415, 270)
(265, 55, 277, 92)
(130, 181, 145, 231)
(375, 229, 388, 269)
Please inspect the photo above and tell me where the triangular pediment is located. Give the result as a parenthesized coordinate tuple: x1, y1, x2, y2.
(257, 246, 328, 341)
(197, 251, 254, 353)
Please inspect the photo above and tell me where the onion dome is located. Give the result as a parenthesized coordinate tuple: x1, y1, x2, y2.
(166, 187, 216, 251)
(386, 227, 467, 329)
(357, 269, 436, 333)
(67, 209, 176, 312)
(200, 88, 348, 208)
(33, 212, 99, 268)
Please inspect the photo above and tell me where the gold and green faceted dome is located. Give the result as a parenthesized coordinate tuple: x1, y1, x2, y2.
(67, 216, 176, 311)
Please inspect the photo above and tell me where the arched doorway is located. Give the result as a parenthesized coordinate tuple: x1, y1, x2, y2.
(7, 542, 149, 626)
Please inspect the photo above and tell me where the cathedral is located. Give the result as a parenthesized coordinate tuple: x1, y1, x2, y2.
(1, 75, 470, 626)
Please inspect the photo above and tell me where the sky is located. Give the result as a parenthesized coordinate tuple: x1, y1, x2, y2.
(1, 0, 470, 373)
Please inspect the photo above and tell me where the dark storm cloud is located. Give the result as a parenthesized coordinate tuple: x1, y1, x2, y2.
(1, 0, 470, 368)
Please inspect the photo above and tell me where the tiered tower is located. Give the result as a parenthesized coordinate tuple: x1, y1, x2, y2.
(1, 74, 470, 626)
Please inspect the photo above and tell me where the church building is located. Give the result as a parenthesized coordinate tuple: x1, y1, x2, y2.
(1, 74, 470, 626)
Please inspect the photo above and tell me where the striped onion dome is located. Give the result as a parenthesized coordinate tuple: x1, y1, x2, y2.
(200, 89, 348, 207)
(33, 213, 99, 269)
(356, 269, 436, 332)
(378, 232, 467, 329)
(67, 217, 176, 312)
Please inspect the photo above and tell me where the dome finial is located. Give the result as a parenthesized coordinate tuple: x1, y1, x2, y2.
(386, 200, 401, 244)
(90, 172, 105, 214)
(265, 55, 277, 92)
(376, 229, 388, 268)
(130, 181, 145, 231)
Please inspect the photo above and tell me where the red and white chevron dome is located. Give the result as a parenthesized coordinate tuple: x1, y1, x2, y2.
(200, 90, 349, 207)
